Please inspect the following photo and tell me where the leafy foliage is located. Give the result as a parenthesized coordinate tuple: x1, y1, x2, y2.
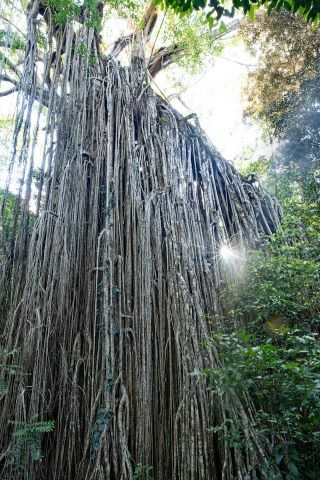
(241, 10, 320, 133)
(0, 348, 19, 398)
(156, 0, 320, 22)
(0, 190, 19, 254)
(232, 197, 319, 326)
(205, 330, 320, 479)
(0, 30, 25, 50)
(46, 0, 104, 30)
(205, 176, 320, 478)
(161, 10, 224, 72)
(0, 349, 55, 473)
(9, 420, 55, 472)
(273, 70, 320, 181)
(133, 463, 154, 480)
(106, 0, 146, 22)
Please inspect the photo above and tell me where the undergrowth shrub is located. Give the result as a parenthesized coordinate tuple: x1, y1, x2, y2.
(205, 179, 320, 479)
(9, 419, 55, 470)
(0, 349, 55, 476)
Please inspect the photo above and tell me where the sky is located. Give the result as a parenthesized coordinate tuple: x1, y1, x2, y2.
(157, 44, 266, 162)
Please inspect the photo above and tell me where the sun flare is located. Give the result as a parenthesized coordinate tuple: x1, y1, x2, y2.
(219, 245, 236, 261)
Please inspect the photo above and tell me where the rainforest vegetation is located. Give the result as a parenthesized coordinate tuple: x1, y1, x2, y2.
(0, 0, 319, 479)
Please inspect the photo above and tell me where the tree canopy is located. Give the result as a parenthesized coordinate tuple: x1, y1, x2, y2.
(241, 9, 320, 133)
(159, 0, 320, 22)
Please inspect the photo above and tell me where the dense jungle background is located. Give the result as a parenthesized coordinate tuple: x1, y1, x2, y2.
(0, 0, 319, 479)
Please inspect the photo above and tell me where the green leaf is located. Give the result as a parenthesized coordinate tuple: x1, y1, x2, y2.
(218, 21, 228, 33)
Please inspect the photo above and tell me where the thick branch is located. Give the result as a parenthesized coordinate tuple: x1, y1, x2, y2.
(148, 44, 184, 77)
(141, 2, 158, 39)
(110, 34, 134, 58)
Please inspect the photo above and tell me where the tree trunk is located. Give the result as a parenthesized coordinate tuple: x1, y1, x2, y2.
(0, 15, 280, 480)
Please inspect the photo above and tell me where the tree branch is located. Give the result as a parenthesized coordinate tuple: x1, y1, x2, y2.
(0, 71, 53, 106)
(141, 2, 158, 39)
(0, 73, 18, 86)
(109, 34, 134, 58)
(0, 73, 19, 97)
(0, 86, 17, 97)
(148, 44, 184, 77)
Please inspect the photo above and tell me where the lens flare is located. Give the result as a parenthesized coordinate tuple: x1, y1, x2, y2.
(219, 245, 236, 261)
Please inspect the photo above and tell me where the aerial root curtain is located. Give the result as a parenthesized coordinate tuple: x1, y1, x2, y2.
(0, 17, 281, 480)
